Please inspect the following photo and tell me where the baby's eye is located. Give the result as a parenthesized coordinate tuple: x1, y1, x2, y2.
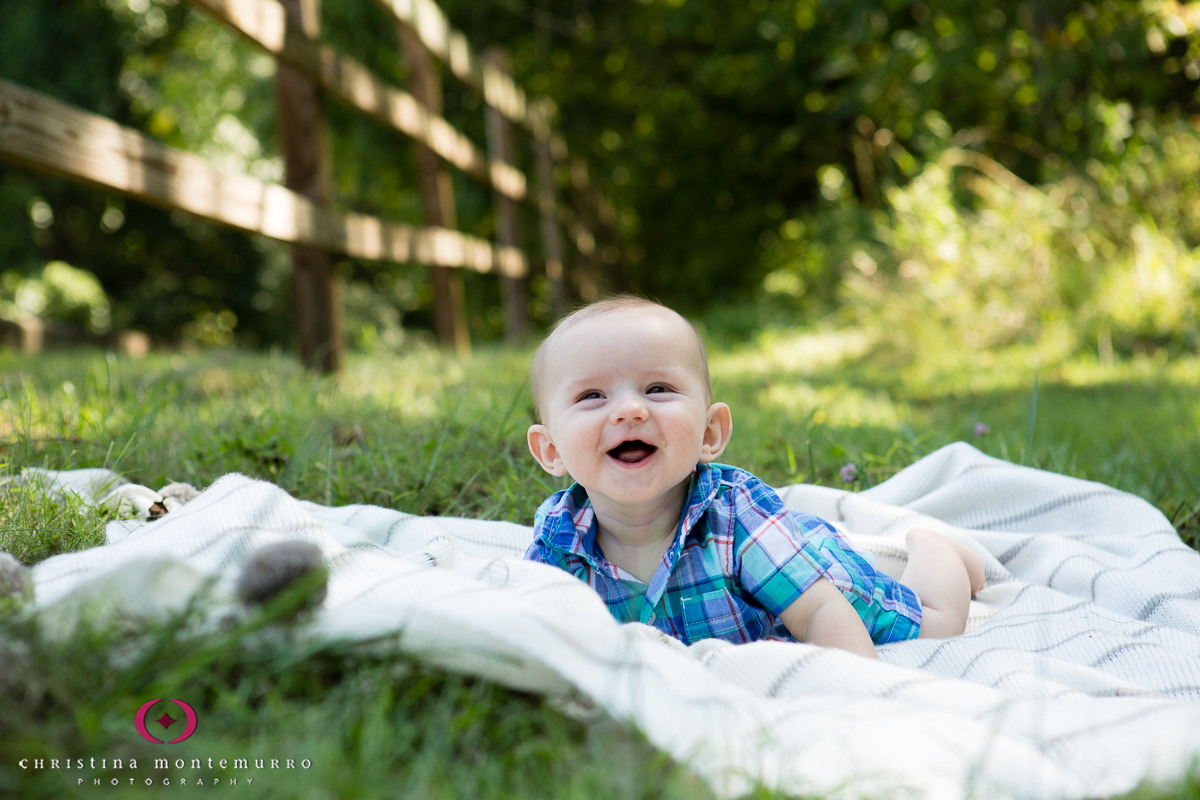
(646, 384, 671, 394)
(577, 390, 604, 402)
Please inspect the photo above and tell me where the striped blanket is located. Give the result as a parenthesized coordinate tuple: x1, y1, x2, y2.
(24, 443, 1200, 799)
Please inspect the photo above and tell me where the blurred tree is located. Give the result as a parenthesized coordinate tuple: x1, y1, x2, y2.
(436, 0, 1200, 318)
(3, 0, 1199, 347)
(0, 0, 289, 347)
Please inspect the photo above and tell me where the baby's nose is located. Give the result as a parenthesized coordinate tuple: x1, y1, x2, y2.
(611, 394, 649, 422)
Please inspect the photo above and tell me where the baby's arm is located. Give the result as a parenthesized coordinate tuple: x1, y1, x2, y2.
(778, 577, 878, 659)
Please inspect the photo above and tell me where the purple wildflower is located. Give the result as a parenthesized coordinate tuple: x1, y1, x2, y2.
(973, 422, 991, 436)
(840, 463, 858, 483)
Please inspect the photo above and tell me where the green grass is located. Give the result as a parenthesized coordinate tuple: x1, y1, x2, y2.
(1, 610, 712, 799)
(2, 322, 1198, 798)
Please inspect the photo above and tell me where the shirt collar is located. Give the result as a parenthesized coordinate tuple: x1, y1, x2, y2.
(536, 483, 604, 568)
(678, 462, 722, 541)
(536, 463, 724, 567)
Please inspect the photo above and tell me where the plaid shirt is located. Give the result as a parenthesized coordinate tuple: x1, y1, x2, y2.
(526, 463, 921, 646)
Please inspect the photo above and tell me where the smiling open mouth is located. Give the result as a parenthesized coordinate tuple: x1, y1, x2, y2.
(607, 440, 657, 464)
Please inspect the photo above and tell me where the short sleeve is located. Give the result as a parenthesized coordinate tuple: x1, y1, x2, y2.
(728, 478, 836, 617)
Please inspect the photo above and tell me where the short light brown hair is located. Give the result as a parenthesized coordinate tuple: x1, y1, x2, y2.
(530, 295, 712, 422)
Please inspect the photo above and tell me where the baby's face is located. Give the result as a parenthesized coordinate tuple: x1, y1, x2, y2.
(528, 307, 726, 512)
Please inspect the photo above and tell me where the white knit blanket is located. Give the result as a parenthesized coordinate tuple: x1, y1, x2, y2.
(23, 443, 1200, 799)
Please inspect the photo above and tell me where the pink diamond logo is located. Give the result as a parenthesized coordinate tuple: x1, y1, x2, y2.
(135, 698, 198, 744)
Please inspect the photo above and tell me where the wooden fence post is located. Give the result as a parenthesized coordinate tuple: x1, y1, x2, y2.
(483, 47, 529, 343)
(275, 0, 341, 373)
(400, 25, 470, 356)
(531, 100, 567, 319)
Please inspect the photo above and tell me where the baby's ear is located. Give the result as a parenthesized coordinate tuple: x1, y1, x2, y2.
(699, 402, 733, 463)
(527, 424, 568, 476)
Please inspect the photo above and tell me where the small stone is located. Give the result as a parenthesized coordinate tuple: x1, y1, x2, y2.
(235, 541, 327, 616)
(0, 552, 31, 610)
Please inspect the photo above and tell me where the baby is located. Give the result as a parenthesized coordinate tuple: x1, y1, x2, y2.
(524, 296, 985, 658)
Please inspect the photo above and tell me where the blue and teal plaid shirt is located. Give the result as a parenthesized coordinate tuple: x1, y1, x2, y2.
(526, 462, 922, 646)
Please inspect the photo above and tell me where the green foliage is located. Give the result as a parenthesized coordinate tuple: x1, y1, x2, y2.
(436, 0, 1200, 315)
(0, 261, 113, 335)
(0, 0, 290, 348)
(4, 0, 1200, 348)
(0, 484, 108, 564)
(0, 0, 129, 117)
(763, 118, 1200, 360)
(122, 5, 279, 177)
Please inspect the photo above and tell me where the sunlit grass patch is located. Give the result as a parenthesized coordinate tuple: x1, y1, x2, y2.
(0, 472, 110, 562)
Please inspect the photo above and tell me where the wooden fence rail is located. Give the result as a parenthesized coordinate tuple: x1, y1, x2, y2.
(0, 0, 605, 370)
(0, 79, 521, 273)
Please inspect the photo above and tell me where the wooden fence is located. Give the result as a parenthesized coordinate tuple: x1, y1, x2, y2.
(0, 0, 610, 371)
